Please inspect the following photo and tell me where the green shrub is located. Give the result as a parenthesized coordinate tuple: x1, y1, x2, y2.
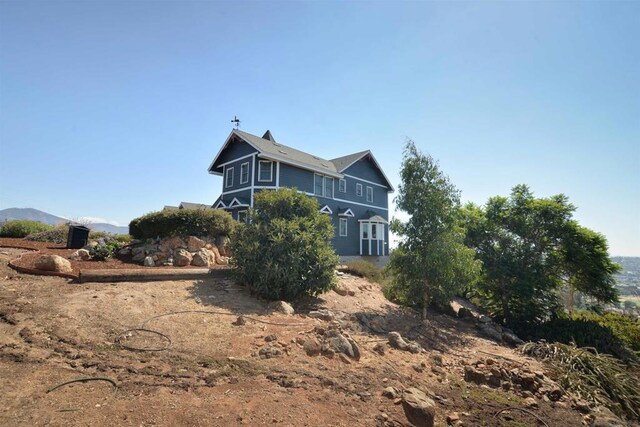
(340, 260, 383, 283)
(113, 234, 132, 244)
(88, 240, 124, 261)
(230, 188, 339, 301)
(0, 220, 54, 238)
(24, 224, 69, 244)
(129, 208, 235, 239)
(520, 314, 638, 363)
(88, 230, 110, 240)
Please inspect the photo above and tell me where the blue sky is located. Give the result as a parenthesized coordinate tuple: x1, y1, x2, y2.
(0, 1, 638, 255)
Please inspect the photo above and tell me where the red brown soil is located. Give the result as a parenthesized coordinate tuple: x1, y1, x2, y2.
(0, 248, 596, 427)
(1, 238, 229, 278)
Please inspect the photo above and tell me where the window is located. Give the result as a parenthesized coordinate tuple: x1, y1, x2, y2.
(225, 167, 234, 188)
(315, 174, 334, 198)
(314, 174, 323, 196)
(339, 218, 347, 236)
(356, 183, 363, 197)
(361, 223, 369, 239)
(339, 179, 346, 193)
(366, 186, 373, 203)
(371, 223, 377, 239)
(240, 162, 249, 184)
(324, 177, 334, 198)
(258, 160, 272, 182)
(237, 210, 248, 223)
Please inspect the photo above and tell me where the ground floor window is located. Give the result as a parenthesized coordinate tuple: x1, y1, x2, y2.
(339, 218, 347, 236)
(237, 210, 248, 223)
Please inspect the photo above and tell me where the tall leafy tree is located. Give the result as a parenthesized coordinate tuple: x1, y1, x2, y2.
(388, 141, 480, 319)
(462, 185, 620, 329)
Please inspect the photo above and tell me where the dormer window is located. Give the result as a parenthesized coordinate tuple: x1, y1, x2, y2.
(258, 160, 273, 182)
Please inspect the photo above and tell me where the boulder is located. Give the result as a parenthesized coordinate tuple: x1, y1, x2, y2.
(192, 248, 215, 267)
(161, 236, 185, 251)
(70, 249, 91, 261)
(457, 307, 473, 319)
(307, 309, 335, 321)
(333, 285, 348, 296)
(215, 235, 230, 256)
(502, 330, 524, 346)
(35, 255, 72, 273)
(326, 330, 360, 360)
(187, 236, 206, 252)
(478, 324, 503, 342)
(303, 338, 322, 356)
(401, 387, 436, 427)
(388, 331, 422, 353)
(173, 249, 192, 267)
(270, 301, 295, 315)
(143, 256, 155, 267)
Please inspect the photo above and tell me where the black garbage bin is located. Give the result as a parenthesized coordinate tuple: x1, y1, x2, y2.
(67, 225, 90, 249)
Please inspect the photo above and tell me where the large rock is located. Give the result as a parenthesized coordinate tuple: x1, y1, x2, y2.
(143, 256, 155, 267)
(326, 330, 360, 360)
(173, 249, 192, 267)
(35, 255, 72, 273)
(161, 236, 185, 251)
(478, 323, 503, 342)
(270, 301, 295, 315)
(192, 248, 216, 267)
(69, 249, 91, 261)
(401, 387, 436, 427)
(187, 236, 206, 252)
(215, 235, 230, 256)
(388, 332, 421, 353)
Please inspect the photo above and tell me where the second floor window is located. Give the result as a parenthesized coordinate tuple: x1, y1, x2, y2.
(315, 174, 334, 198)
(240, 162, 249, 184)
(339, 179, 346, 193)
(366, 186, 373, 202)
(356, 183, 363, 197)
(225, 167, 234, 188)
(259, 160, 273, 182)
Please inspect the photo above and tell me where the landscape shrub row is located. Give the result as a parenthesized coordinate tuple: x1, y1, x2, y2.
(0, 220, 53, 238)
(129, 209, 236, 240)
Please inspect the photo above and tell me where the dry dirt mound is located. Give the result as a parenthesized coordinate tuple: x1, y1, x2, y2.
(0, 252, 612, 426)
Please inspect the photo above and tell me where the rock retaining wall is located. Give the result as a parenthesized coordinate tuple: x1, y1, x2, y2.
(120, 235, 230, 268)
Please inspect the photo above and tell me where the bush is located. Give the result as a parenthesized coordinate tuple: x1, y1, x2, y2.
(24, 224, 69, 244)
(0, 220, 53, 238)
(88, 230, 110, 240)
(129, 208, 235, 239)
(88, 240, 124, 261)
(520, 314, 639, 363)
(113, 234, 132, 244)
(341, 260, 383, 283)
(230, 188, 339, 301)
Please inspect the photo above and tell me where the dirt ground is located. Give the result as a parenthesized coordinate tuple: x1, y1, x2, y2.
(0, 248, 592, 427)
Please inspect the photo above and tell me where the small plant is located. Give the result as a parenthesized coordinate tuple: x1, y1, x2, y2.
(0, 220, 53, 238)
(88, 240, 123, 261)
(88, 230, 110, 240)
(113, 234, 132, 244)
(340, 260, 383, 283)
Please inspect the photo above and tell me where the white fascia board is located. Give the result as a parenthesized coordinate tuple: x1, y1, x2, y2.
(338, 150, 394, 192)
(207, 129, 261, 174)
(258, 153, 343, 179)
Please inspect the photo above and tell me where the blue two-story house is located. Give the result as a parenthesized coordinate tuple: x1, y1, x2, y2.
(208, 129, 394, 261)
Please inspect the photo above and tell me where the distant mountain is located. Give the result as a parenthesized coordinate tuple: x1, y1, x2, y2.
(0, 208, 128, 235)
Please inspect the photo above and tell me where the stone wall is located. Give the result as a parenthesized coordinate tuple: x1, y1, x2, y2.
(120, 235, 230, 268)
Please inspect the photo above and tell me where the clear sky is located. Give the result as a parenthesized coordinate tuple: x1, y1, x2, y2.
(1, 1, 638, 255)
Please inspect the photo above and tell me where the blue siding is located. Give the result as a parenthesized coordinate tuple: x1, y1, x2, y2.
(222, 156, 254, 192)
(342, 157, 388, 187)
(214, 140, 257, 171)
(220, 188, 251, 206)
(279, 163, 314, 193)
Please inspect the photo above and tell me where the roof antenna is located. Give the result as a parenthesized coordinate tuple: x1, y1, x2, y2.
(231, 116, 241, 129)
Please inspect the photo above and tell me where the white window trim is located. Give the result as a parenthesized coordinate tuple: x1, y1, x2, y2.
(356, 183, 363, 197)
(366, 186, 373, 203)
(225, 167, 234, 188)
(339, 178, 346, 193)
(240, 162, 249, 184)
(339, 218, 348, 236)
(314, 173, 324, 196)
(237, 210, 248, 223)
(324, 176, 334, 199)
(258, 160, 273, 182)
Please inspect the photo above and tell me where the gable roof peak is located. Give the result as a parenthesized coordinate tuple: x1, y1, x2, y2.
(262, 130, 276, 142)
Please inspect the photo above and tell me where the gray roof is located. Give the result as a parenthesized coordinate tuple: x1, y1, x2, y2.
(331, 150, 369, 172)
(163, 205, 179, 211)
(234, 130, 339, 175)
(179, 202, 211, 210)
